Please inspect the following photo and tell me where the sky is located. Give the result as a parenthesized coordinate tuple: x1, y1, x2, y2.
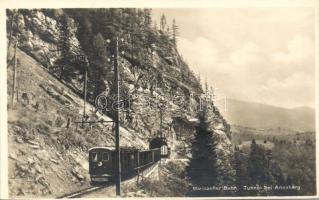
(152, 8, 315, 109)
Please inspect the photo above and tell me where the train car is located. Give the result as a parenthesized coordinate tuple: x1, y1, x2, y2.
(160, 145, 171, 158)
(89, 147, 160, 184)
(89, 147, 115, 183)
(120, 148, 139, 178)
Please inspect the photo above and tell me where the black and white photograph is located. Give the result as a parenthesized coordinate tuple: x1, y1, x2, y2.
(1, 0, 318, 199)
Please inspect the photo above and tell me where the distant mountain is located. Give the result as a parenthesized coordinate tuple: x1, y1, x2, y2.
(216, 99, 315, 132)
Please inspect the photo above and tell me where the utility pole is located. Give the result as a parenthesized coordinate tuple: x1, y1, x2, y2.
(160, 109, 163, 137)
(83, 67, 87, 121)
(114, 37, 121, 197)
(11, 40, 18, 108)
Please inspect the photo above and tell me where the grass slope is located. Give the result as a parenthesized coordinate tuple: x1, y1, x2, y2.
(7, 48, 147, 198)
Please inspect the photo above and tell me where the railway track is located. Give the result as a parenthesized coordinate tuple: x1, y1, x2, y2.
(57, 163, 159, 198)
(57, 184, 110, 199)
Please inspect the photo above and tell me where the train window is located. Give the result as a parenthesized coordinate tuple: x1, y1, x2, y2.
(91, 152, 98, 162)
(102, 152, 109, 161)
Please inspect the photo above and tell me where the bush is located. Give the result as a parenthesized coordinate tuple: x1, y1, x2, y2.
(142, 161, 189, 197)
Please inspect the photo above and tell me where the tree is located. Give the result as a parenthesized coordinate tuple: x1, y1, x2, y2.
(197, 72, 201, 85)
(7, 9, 17, 53)
(137, 8, 144, 27)
(271, 162, 286, 195)
(55, 14, 75, 80)
(285, 175, 298, 196)
(166, 26, 171, 37)
(210, 86, 214, 102)
(160, 14, 167, 32)
(144, 8, 152, 28)
(102, 9, 117, 39)
(187, 106, 222, 196)
(248, 140, 266, 184)
(247, 139, 278, 195)
(172, 18, 179, 45)
(77, 14, 93, 55)
(234, 146, 249, 196)
(91, 33, 110, 98)
(7, 9, 24, 56)
(153, 20, 158, 30)
(67, 9, 98, 101)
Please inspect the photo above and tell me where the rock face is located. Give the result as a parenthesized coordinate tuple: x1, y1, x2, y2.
(8, 9, 82, 68)
(7, 9, 207, 144)
(7, 9, 235, 197)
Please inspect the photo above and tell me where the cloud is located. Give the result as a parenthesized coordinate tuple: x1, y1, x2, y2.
(272, 35, 314, 71)
(178, 36, 218, 73)
(266, 71, 313, 89)
(229, 42, 263, 67)
(178, 34, 314, 108)
(167, 8, 315, 108)
(259, 71, 315, 107)
(225, 36, 314, 107)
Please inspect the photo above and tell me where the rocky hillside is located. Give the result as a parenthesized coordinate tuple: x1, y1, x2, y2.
(7, 46, 150, 197)
(7, 9, 234, 197)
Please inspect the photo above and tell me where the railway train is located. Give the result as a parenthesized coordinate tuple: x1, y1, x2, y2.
(89, 147, 161, 184)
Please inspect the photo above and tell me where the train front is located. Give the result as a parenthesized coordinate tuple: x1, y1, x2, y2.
(89, 147, 114, 184)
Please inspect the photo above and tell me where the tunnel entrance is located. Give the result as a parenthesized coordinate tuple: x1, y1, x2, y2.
(149, 134, 171, 158)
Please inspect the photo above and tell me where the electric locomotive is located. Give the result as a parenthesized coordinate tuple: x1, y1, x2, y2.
(89, 146, 161, 184)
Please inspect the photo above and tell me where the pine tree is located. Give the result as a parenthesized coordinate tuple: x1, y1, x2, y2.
(137, 9, 144, 27)
(285, 175, 298, 196)
(271, 162, 286, 195)
(7, 9, 18, 54)
(172, 18, 179, 45)
(166, 26, 171, 36)
(234, 146, 248, 196)
(160, 14, 167, 32)
(55, 14, 74, 80)
(205, 78, 208, 96)
(77, 15, 93, 57)
(153, 20, 158, 30)
(210, 86, 214, 102)
(91, 33, 110, 98)
(102, 9, 116, 39)
(247, 139, 278, 195)
(188, 106, 221, 196)
(248, 139, 261, 184)
(144, 8, 152, 28)
(198, 72, 201, 86)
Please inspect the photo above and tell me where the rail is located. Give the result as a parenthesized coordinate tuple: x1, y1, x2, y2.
(57, 185, 109, 199)
(57, 161, 159, 198)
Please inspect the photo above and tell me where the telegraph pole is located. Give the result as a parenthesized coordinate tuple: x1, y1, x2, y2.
(83, 67, 87, 121)
(114, 37, 121, 196)
(160, 109, 163, 137)
(11, 40, 18, 108)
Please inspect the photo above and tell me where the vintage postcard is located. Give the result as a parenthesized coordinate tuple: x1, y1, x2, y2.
(0, 0, 318, 199)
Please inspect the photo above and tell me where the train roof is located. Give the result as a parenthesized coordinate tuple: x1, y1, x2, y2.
(88, 146, 115, 151)
(88, 146, 140, 152)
